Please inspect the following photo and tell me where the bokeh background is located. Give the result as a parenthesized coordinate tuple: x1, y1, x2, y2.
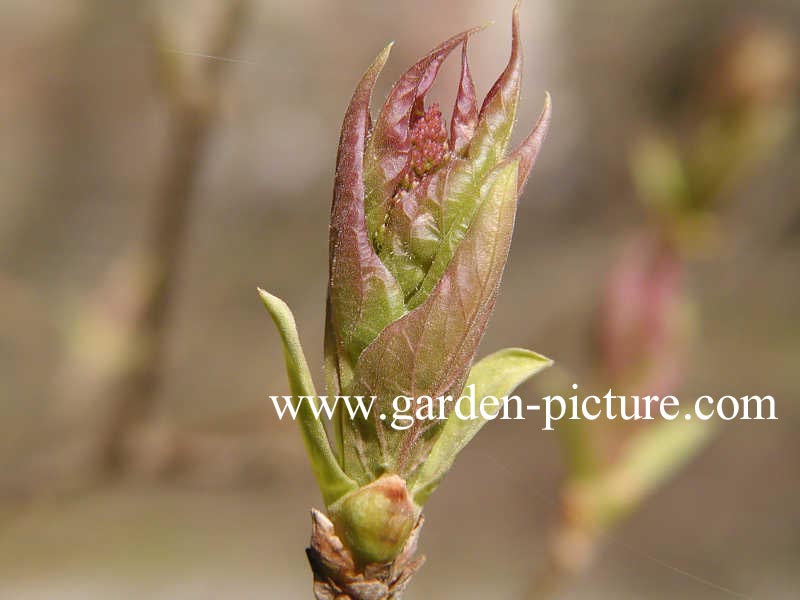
(1, 0, 798, 598)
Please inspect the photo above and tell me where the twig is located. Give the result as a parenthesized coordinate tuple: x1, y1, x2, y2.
(96, 0, 248, 476)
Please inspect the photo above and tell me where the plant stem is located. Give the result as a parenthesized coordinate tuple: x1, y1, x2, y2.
(94, 0, 247, 476)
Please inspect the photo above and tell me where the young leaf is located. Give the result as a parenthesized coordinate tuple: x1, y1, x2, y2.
(511, 92, 552, 193)
(363, 28, 481, 240)
(577, 418, 716, 529)
(341, 161, 521, 483)
(405, 85, 550, 311)
(328, 44, 406, 384)
(376, 169, 446, 298)
(410, 347, 552, 504)
(258, 289, 357, 506)
(405, 159, 483, 309)
(450, 40, 479, 156)
(467, 2, 523, 181)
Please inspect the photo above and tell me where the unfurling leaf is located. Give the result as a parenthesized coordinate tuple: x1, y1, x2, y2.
(258, 289, 357, 505)
(343, 160, 521, 483)
(410, 348, 552, 504)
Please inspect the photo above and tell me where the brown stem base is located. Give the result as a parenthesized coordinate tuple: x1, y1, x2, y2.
(306, 509, 425, 600)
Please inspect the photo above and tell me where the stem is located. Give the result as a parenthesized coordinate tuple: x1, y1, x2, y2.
(96, 0, 248, 476)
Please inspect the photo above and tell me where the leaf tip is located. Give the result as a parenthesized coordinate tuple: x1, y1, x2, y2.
(256, 286, 274, 303)
(378, 40, 394, 61)
(257, 287, 292, 320)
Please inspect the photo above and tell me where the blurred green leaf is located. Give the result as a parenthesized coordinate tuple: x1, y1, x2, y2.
(588, 417, 717, 527)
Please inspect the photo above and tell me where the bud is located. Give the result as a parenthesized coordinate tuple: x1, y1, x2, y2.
(326, 3, 551, 487)
(330, 475, 419, 565)
(598, 234, 688, 398)
(261, 3, 553, 585)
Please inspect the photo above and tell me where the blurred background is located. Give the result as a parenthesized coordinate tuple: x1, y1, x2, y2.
(1, 0, 798, 598)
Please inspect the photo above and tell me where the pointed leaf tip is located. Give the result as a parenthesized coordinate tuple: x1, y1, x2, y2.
(478, 0, 522, 121)
(343, 161, 522, 482)
(450, 40, 478, 156)
(512, 92, 552, 193)
(468, 5, 523, 180)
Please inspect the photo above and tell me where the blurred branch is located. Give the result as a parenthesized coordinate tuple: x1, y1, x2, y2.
(1, 0, 294, 504)
(0, 272, 53, 366)
(28, 0, 251, 488)
(632, 21, 797, 256)
(527, 386, 716, 600)
(526, 21, 797, 600)
(96, 0, 248, 477)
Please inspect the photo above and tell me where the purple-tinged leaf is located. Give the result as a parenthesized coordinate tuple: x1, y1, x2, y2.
(402, 6, 531, 311)
(406, 93, 549, 310)
(450, 40, 479, 157)
(363, 28, 481, 240)
(510, 92, 552, 193)
(405, 158, 478, 309)
(468, 3, 523, 180)
(328, 44, 406, 387)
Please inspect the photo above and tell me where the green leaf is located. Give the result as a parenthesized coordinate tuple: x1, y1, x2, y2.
(406, 150, 520, 311)
(405, 159, 482, 310)
(376, 169, 445, 299)
(341, 161, 522, 484)
(586, 417, 716, 527)
(410, 347, 552, 505)
(258, 288, 357, 506)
